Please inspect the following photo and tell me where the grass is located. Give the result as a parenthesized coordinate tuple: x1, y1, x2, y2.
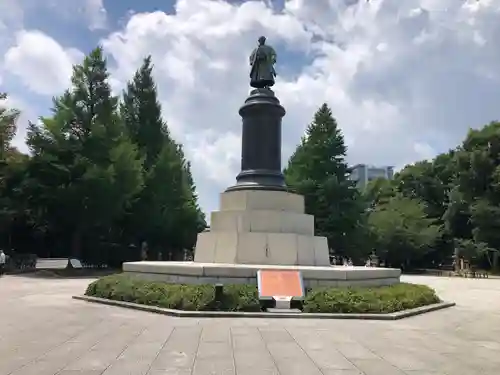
(85, 274, 441, 314)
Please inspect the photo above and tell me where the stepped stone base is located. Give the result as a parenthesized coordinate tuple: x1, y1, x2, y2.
(124, 191, 401, 289)
(123, 261, 401, 288)
(194, 190, 331, 266)
(194, 232, 330, 266)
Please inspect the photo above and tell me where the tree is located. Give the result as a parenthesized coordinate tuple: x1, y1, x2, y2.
(0, 92, 19, 160)
(455, 238, 498, 269)
(455, 122, 500, 202)
(442, 122, 500, 270)
(363, 177, 396, 208)
(119, 56, 205, 257)
(368, 196, 442, 268)
(394, 154, 459, 267)
(396, 161, 448, 219)
(284, 103, 368, 260)
(121, 56, 166, 171)
(25, 47, 143, 261)
(469, 199, 500, 268)
(0, 94, 29, 250)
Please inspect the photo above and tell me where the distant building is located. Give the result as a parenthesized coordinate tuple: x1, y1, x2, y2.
(349, 164, 394, 189)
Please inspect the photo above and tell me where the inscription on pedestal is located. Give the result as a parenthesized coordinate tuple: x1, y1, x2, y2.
(258, 269, 304, 296)
(257, 269, 304, 311)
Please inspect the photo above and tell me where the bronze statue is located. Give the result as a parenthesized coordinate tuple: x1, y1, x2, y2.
(249, 36, 277, 88)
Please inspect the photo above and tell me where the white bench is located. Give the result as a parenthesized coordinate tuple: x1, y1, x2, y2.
(36, 258, 82, 269)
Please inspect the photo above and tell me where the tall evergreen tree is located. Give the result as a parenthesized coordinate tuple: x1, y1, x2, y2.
(120, 56, 205, 257)
(0, 93, 24, 248)
(25, 47, 144, 260)
(121, 56, 166, 170)
(284, 103, 367, 260)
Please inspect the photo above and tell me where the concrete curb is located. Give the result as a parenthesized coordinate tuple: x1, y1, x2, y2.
(72, 295, 455, 320)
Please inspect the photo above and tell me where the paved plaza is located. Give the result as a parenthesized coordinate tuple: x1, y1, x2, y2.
(1, 275, 500, 375)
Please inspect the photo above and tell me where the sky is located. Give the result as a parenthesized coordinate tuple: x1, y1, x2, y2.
(1, 0, 500, 216)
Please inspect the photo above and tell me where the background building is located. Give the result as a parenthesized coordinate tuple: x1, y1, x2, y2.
(349, 164, 394, 189)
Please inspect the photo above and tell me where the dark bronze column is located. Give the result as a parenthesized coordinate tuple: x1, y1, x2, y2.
(226, 88, 286, 192)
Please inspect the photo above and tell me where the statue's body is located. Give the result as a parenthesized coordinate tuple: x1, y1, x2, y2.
(249, 36, 277, 88)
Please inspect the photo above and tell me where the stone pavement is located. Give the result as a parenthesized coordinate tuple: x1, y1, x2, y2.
(1, 275, 500, 375)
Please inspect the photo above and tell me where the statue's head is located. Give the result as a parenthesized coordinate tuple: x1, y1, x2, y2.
(258, 36, 266, 45)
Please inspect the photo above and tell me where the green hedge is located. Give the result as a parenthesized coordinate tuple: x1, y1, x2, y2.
(85, 274, 440, 314)
(85, 274, 260, 312)
(303, 283, 440, 313)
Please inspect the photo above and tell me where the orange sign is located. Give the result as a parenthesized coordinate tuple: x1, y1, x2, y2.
(257, 269, 304, 298)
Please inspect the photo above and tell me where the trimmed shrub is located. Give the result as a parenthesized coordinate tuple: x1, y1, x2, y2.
(302, 283, 440, 313)
(85, 275, 440, 314)
(85, 274, 260, 312)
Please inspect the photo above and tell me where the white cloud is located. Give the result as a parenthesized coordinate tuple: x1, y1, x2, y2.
(0, 0, 105, 165)
(0, 0, 108, 31)
(83, 0, 108, 30)
(187, 130, 241, 185)
(46, 0, 108, 30)
(4, 30, 83, 96)
(96, 0, 499, 212)
(3, 0, 500, 215)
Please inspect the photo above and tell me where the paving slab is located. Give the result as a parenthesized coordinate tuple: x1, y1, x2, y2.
(1, 275, 500, 374)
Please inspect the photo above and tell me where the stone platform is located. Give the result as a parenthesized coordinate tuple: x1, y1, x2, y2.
(194, 190, 331, 266)
(122, 261, 401, 288)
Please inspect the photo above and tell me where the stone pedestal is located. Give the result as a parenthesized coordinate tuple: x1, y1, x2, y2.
(194, 190, 330, 266)
(122, 87, 402, 288)
(226, 88, 286, 191)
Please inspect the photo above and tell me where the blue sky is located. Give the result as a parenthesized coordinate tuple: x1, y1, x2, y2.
(2, 0, 308, 130)
(2, 0, 500, 215)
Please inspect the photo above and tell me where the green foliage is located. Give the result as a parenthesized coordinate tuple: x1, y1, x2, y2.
(363, 178, 396, 207)
(121, 56, 167, 171)
(0, 92, 20, 160)
(85, 274, 261, 312)
(455, 238, 494, 263)
(0, 93, 20, 223)
(85, 275, 440, 314)
(368, 196, 442, 267)
(0, 95, 45, 250)
(119, 56, 206, 255)
(0, 50, 205, 262)
(284, 103, 368, 259)
(303, 283, 440, 313)
(395, 161, 449, 219)
(455, 238, 499, 269)
(25, 47, 144, 258)
(441, 122, 500, 269)
(285, 104, 349, 183)
(470, 199, 500, 248)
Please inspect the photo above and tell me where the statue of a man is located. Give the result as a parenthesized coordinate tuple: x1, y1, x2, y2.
(249, 36, 277, 88)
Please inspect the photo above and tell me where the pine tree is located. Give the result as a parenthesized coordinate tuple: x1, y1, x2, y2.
(26, 47, 143, 260)
(120, 56, 205, 256)
(286, 104, 349, 183)
(121, 56, 166, 170)
(284, 103, 367, 260)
